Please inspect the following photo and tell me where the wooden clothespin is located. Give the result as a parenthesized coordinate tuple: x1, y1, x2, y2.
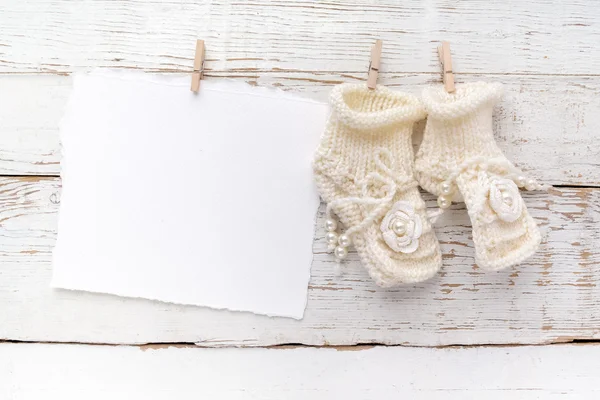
(367, 39, 383, 89)
(191, 40, 205, 93)
(438, 41, 455, 93)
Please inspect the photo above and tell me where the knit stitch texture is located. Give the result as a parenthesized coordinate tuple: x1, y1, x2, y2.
(314, 83, 442, 286)
(415, 82, 541, 271)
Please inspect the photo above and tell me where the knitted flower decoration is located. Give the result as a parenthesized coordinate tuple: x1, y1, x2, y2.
(488, 178, 523, 222)
(380, 201, 422, 253)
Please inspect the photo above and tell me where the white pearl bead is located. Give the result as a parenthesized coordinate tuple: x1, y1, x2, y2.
(437, 195, 451, 209)
(516, 175, 527, 188)
(334, 246, 348, 260)
(525, 179, 536, 191)
(326, 231, 338, 245)
(441, 182, 453, 195)
(325, 219, 337, 232)
(338, 234, 351, 247)
(392, 219, 407, 235)
(502, 191, 513, 205)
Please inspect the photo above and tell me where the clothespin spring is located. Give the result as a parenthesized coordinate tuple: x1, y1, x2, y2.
(367, 39, 383, 90)
(438, 41, 455, 93)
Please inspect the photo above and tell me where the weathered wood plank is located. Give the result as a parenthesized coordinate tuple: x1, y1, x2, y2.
(1, 0, 599, 75)
(1, 0, 599, 351)
(1, 343, 599, 398)
(1, 74, 599, 185)
(0, 177, 598, 346)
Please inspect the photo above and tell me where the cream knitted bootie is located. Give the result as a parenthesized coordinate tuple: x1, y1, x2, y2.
(415, 82, 543, 271)
(313, 83, 442, 286)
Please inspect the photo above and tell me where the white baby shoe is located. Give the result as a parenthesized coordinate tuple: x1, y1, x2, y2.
(415, 82, 544, 271)
(313, 83, 442, 286)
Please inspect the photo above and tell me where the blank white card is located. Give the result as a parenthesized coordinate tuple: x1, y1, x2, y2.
(52, 72, 329, 319)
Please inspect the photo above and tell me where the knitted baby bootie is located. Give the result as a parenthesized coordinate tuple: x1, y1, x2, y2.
(415, 82, 543, 271)
(313, 83, 442, 286)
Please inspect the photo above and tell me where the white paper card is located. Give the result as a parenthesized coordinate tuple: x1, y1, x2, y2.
(51, 72, 328, 319)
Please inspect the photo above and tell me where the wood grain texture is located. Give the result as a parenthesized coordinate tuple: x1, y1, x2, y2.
(1, 74, 599, 186)
(1, 177, 598, 346)
(1, 0, 600, 359)
(1, 343, 600, 399)
(1, 0, 599, 75)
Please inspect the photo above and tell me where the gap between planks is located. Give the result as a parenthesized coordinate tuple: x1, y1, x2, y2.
(3, 71, 600, 77)
(2, 176, 599, 192)
(2, 338, 600, 351)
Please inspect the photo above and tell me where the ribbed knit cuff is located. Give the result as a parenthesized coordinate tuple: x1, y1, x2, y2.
(330, 83, 427, 131)
(421, 82, 503, 121)
(417, 82, 506, 168)
(415, 82, 506, 198)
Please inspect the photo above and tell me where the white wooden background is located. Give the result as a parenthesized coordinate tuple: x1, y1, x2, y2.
(1, 0, 599, 397)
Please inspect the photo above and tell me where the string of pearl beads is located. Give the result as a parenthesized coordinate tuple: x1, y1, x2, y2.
(437, 181, 454, 209)
(325, 218, 351, 261)
(515, 175, 545, 191)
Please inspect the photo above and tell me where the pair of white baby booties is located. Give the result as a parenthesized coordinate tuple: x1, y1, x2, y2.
(313, 81, 544, 287)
